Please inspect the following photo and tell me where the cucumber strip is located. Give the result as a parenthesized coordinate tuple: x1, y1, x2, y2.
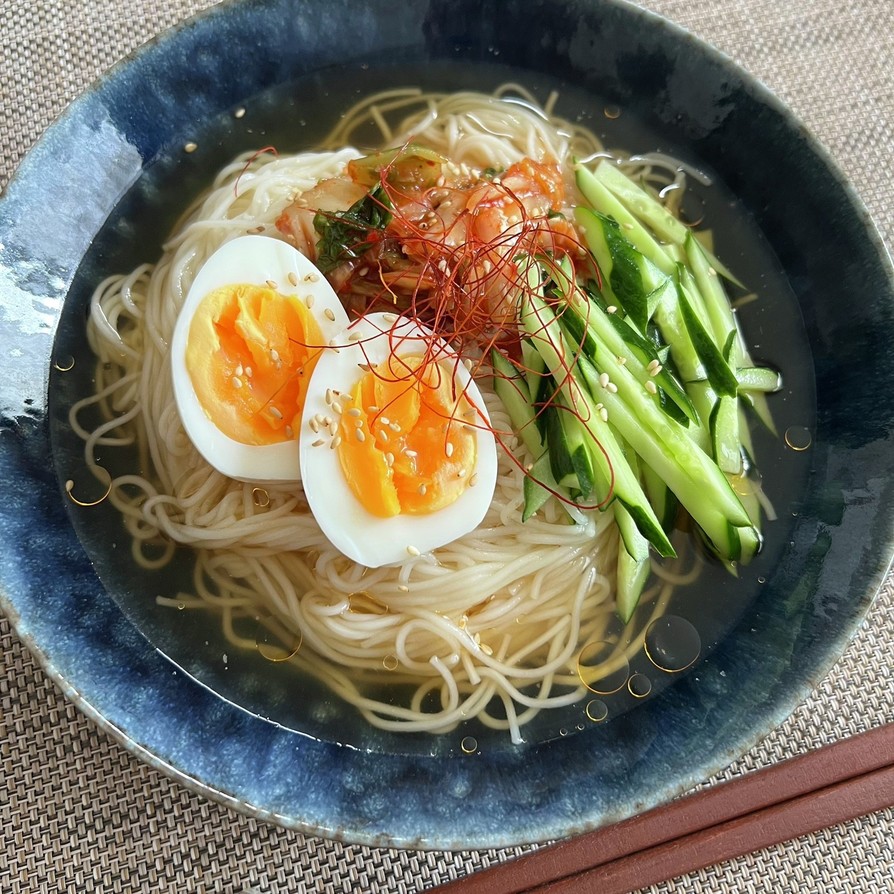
(522, 453, 555, 522)
(737, 366, 782, 393)
(685, 232, 742, 356)
(575, 164, 676, 276)
(641, 461, 679, 533)
(574, 354, 757, 561)
(676, 278, 739, 397)
(520, 291, 675, 557)
(520, 336, 550, 409)
(491, 348, 543, 458)
(593, 160, 744, 287)
(710, 394, 743, 475)
(614, 500, 651, 623)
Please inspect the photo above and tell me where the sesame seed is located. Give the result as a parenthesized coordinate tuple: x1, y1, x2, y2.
(606, 305, 618, 314)
(355, 429, 366, 442)
(245, 366, 253, 378)
(599, 407, 609, 422)
(368, 405, 380, 413)
(379, 416, 390, 426)
(646, 358, 660, 372)
(418, 484, 427, 495)
(329, 421, 339, 436)
(270, 349, 280, 362)
(385, 452, 395, 466)
(598, 372, 610, 389)
(287, 271, 299, 286)
(325, 388, 333, 405)
(606, 382, 619, 393)
(708, 267, 718, 277)
(353, 418, 363, 428)
(463, 358, 473, 370)
(311, 438, 325, 447)
(623, 222, 634, 230)
(406, 545, 420, 557)
(231, 376, 242, 389)
(305, 294, 315, 309)
(269, 406, 283, 419)
(645, 380, 658, 394)
(398, 584, 409, 592)
(469, 473, 478, 487)
(285, 425, 294, 438)
(266, 279, 277, 289)
(457, 469, 466, 478)
(184, 141, 198, 153)
(331, 402, 343, 415)
(357, 362, 371, 372)
(445, 442, 454, 457)
(309, 419, 319, 433)
(330, 435, 342, 449)
(382, 313, 398, 323)
(595, 402, 604, 411)
(649, 363, 663, 377)
(389, 422, 401, 432)
(377, 430, 389, 443)
(234, 107, 246, 119)
(348, 332, 362, 341)
(324, 308, 336, 321)
(304, 273, 320, 283)
(405, 449, 418, 458)
(347, 407, 362, 417)
(617, 356, 627, 365)
(357, 266, 369, 276)
(323, 416, 332, 426)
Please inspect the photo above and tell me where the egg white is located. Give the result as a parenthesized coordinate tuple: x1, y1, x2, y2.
(299, 312, 498, 568)
(171, 235, 349, 483)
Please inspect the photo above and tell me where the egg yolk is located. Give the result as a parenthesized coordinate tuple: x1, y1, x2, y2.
(337, 354, 478, 517)
(186, 283, 324, 445)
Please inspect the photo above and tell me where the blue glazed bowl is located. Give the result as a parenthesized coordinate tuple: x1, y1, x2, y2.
(1, 0, 893, 848)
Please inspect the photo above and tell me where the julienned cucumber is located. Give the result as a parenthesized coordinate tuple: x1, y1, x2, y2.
(488, 161, 777, 620)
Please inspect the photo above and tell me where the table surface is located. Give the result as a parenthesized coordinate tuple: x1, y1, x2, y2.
(1, 0, 893, 891)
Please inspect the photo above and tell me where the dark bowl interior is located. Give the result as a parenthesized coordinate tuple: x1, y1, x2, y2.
(1, 0, 892, 848)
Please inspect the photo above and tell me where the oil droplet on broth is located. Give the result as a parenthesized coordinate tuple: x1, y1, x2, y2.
(784, 426, 812, 451)
(255, 619, 303, 662)
(252, 487, 270, 507)
(603, 105, 621, 119)
(53, 355, 75, 372)
(460, 736, 478, 754)
(577, 641, 630, 694)
(383, 654, 399, 671)
(586, 699, 608, 723)
(64, 469, 112, 507)
(644, 616, 701, 673)
(627, 673, 652, 698)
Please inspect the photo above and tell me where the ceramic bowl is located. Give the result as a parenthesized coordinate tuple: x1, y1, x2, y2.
(1, 0, 892, 848)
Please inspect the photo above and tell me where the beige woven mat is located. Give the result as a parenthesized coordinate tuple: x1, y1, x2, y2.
(1, 0, 893, 891)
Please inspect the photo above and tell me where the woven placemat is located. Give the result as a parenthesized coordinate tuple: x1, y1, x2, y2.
(2, 0, 893, 891)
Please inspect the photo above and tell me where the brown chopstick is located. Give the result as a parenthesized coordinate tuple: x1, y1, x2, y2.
(429, 722, 894, 894)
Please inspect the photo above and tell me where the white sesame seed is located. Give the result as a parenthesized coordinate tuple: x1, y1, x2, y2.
(385, 453, 395, 466)
(379, 416, 390, 426)
(331, 402, 343, 414)
(311, 438, 325, 447)
(235, 364, 244, 376)
(650, 363, 663, 377)
(330, 435, 342, 449)
(389, 422, 401, 432)
(353, 418, 363, 428)
(418, 484, 427, 495)
(231, 376, 242, 389)
(599, 407, 609, 422)
(288, 271, 299, 286)
(377, 430, 389, 443)
(406, 545, 420, 557)
(305, 294, 315, 309)
(304, 273, 320, 283)
(329, 421, 339, 436)
(266, 279, 277, 289)
(382, 313, 398, 323)
(234, 107, 246, 119)
(245, 366, 253, 378)
(309, 418, 319, 433)
(323, 416, 332, 426)
(284, 425, 294, 438)
(325, 388, 333, 404)
(606, 305, 618, 314)
(184, 141, 198, 153)
(469, 473, 478, 487)
(269, 406, 283, 419)
(324, 308, 336, 321)
(398, 584, 409, 592)
(708, 267, 718, 277)
(617, 356, 627, 365)
(645, 380, 658, 394)
(457, 469, 466, 478)
(357, 362, 371, 372)
(445, 442, 454, 457)
(348, 332, 363, 342)
(367, 405, 380, 413)
(347, 407, 362, 417)
(607, 382, 619, 393)
(355, 429, 366, 442)
(598, 372, 610, 389)
(405, 449, 418, 458)
(270, 348, 280, 362)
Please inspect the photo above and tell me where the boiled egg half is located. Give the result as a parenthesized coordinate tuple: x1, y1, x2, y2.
(299, 313, 498, 567)
(171, 235, 350, 482)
